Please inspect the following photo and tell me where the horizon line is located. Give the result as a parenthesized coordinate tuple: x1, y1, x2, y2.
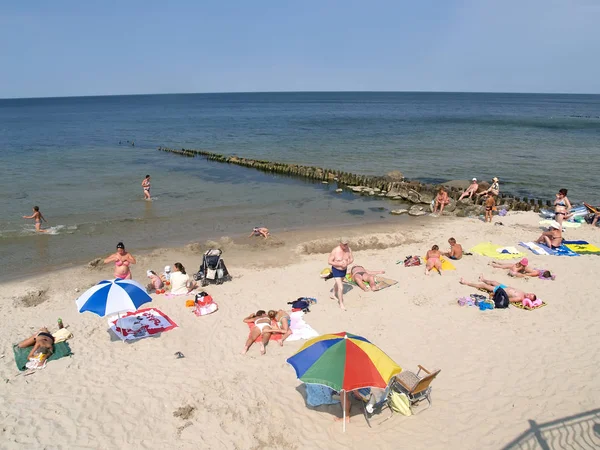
(2, 89, 600, 101)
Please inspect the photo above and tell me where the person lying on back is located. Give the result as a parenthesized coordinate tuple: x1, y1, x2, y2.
(459, 276, 537, 303)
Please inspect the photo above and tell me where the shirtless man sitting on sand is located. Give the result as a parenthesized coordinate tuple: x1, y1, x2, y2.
(349, 265, 385, 292)
(459, 275, 537, 303)
(328, 238, 354, 310)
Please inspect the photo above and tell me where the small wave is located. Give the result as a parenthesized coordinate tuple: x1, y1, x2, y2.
(295, 233, 406, 255)
(0, 224, 78, 238)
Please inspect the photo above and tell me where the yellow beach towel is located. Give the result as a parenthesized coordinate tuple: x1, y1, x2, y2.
(344, 274, 398, 289)
(564, 242, 600, 255)
(423, 256, 456, 271)
(470, 243, 525, 260)
(512, 301, 547, 311)
(52, 328, 73, 343)
(320, 267, 332, 278)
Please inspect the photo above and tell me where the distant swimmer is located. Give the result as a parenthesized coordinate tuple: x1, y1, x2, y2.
(23, 206, 47, 233)
(142, 175, 151, 200)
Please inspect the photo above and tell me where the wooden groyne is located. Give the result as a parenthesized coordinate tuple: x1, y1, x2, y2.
(157, 147, 552, 213)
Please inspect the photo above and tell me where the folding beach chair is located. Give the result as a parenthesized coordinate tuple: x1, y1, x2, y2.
(355, 384, 394, 427)
(392, 365, 441, 414)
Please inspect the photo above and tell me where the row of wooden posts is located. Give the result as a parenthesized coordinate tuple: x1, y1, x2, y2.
(157, 147, 553, 211)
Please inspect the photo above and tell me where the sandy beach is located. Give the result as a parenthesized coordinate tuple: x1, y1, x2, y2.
(1, 212, 599, 449)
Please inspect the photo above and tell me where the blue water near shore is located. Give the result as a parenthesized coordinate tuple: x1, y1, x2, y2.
(1, 92, 599, 279)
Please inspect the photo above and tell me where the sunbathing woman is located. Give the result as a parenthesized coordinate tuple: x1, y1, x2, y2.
(104, 242, 136, 279)
(18, 327, 55, 362)
(242, 310, 284, 355)
(425, 245, 443, 275)
(349, 265, 385, 291)
(476, 177, 500, 198)
(554, 189, 572, 226)
(510, 268, 554, 279)
(268, 309, 293, 344)
(536, 222, 563, 248)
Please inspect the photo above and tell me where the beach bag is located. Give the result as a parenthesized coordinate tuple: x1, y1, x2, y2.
(288, 298, 310, 312)
(195, 291, 213, 306)
(389, 391, 412, 416)
(404, 256, 421, 267)
(492, 288, 510, 309)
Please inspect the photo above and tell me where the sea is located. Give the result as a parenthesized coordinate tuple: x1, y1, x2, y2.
(1, 92, 599, 281)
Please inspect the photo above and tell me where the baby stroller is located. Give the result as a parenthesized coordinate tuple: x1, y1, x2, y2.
(193, 249, 231, 286)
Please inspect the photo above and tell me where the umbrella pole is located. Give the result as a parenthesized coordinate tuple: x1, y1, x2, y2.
(118, 312, 125, 343)
(342, 389, 346, 433)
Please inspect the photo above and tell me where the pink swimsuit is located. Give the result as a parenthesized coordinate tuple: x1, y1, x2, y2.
(115, 260, 131, 279)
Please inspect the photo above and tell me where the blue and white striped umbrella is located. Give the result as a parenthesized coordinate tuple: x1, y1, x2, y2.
(76, 279, 152, 317)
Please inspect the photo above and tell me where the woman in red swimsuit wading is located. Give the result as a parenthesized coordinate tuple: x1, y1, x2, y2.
(104, 242, 136, 279)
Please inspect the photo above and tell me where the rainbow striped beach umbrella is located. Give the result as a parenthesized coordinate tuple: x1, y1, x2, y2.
(287, 332, 401, 431)
(287, 331, 402, 392)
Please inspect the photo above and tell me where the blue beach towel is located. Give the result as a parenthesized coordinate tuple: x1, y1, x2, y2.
(519, 242, 579, 257)
(305, 384, 339, 407)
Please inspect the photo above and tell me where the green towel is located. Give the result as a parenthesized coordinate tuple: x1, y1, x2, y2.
(13, 342, 72, 371)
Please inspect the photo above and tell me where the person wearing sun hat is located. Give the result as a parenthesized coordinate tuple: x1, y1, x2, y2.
(536, 220, 563, 249)
(459, 178, 480, 201)
(490, 257, 537, 277)
(477, 177, 500, 198)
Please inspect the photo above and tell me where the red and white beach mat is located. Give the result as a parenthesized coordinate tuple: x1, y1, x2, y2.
(108, 308, 178, 340)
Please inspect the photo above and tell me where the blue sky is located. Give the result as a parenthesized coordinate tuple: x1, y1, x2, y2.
(2, 0, 599, 98)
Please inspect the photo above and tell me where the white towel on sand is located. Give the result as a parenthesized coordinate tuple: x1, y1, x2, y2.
(496, 246, 520, 254)
(286, 311, 319, 342)
(520, 241, 550, 255)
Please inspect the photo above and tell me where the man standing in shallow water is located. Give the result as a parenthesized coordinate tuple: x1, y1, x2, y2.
(328, 238, 354, 310)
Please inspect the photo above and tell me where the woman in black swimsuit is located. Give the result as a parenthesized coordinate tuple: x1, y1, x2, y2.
(554, 188, 572, 226)
(350, 265, 385, 291)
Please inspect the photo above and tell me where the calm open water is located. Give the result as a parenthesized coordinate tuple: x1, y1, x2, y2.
(1, 92, 599, 280)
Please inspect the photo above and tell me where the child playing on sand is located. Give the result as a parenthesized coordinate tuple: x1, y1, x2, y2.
(249, 227, 270, 239)
(425, 245, 443, 275)
(485, 195, 496, 223)
(443, 238, 463, 260)
(146, 270, 164, 292)
(23, 206, 47, 232)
